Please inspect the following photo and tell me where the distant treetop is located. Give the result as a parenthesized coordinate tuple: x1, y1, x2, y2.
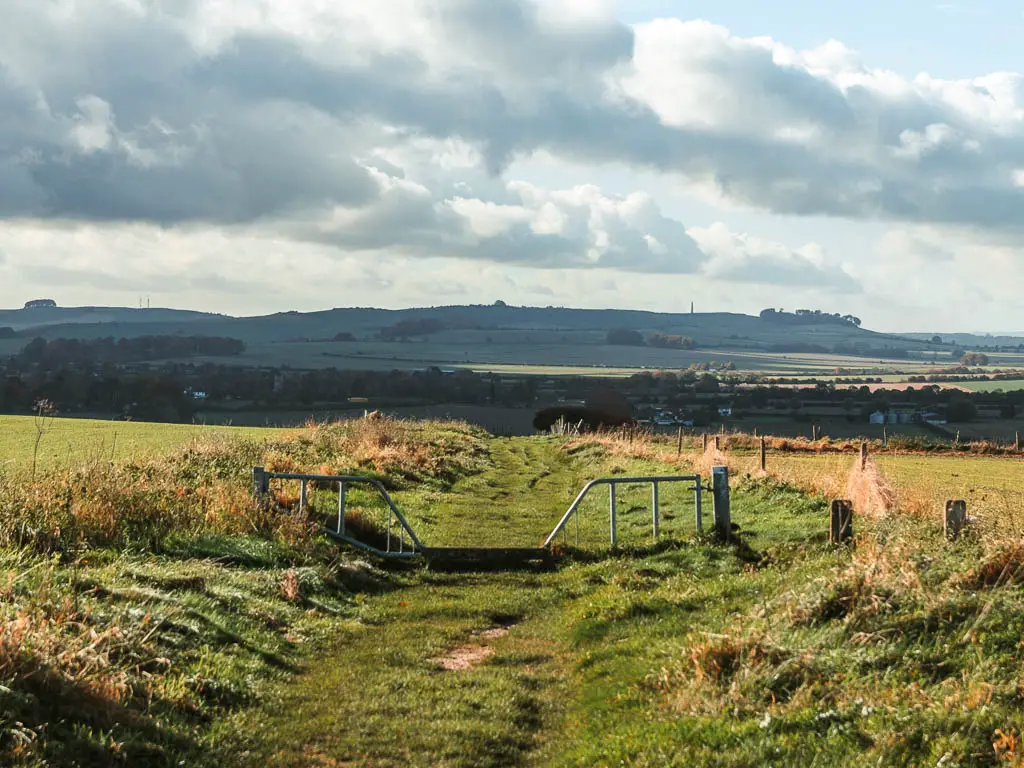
(759, 308, 861, 327)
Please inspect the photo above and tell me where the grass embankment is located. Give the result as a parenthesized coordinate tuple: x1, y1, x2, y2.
(6, 419, 1024, 765)
(0, 416, 485, 766)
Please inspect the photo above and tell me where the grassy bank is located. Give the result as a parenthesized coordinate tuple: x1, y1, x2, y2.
(5, 419, 1024, 765)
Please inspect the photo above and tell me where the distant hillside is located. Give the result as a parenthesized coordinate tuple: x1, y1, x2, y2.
(0, 303, 952, 372)
(6, 304, 916, 345)
(0, 306, 224, 332)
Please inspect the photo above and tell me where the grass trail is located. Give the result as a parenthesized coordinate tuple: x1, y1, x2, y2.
(224, 440, 841, 767)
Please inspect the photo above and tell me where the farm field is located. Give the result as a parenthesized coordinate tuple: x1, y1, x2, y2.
(6, 418, 1024, 765)
(0, 415, 286, 473)
(956, 379, 1024, 393)
(191, 338, 946, 377)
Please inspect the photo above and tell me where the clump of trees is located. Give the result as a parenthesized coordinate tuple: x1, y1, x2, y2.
(961, 352, 990, 367)
(760, 309, 862, 327)
(606, 329, 645, 346)
(648, 334, 697, 349)
(15, 336, 245, 370)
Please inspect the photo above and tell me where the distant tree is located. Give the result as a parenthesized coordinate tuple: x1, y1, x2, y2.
(931, 336, 943, 344)
(960, 352, 990, 367)
(0, 327, 15, 340)
(648, 333, 697, 350)
(493, 300, 507, 307)
(946, 398, 978, 422)
(693, 374, 720, 394)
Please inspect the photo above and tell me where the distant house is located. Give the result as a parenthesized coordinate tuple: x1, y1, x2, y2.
(718, 406, 733, 418)
(24, 299, 57, 309)
(869, 410, 886, 425)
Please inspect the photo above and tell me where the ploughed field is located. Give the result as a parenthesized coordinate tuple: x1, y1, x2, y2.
(3, 417, 1024, 766)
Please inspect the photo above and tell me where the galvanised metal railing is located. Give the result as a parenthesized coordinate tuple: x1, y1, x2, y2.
(254, 467, 713, 556)
(542, 474, 703, 549)
(252, 467, 424, 558)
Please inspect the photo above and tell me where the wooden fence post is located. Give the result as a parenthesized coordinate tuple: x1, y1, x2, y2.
(714, 435, 720, 451)
(860, 442, 868, 471)
(1016, 432, 1020, 452)
(760, 436, 767, 473)
(712, 466, 731, 541)
(945, 500, 967, 541)
(677, 426, 683, 456)
(702, 433, 708, 453)
(829, 500, 853, 544)
(252, 466, 269, 497)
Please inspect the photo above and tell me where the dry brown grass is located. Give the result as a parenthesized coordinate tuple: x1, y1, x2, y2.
(0, 415, 484, 558)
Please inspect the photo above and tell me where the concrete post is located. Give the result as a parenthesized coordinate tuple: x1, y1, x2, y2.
(829, 500, 853, 544)
(712, 466, 731, 541)
(945, 500, 967, 541)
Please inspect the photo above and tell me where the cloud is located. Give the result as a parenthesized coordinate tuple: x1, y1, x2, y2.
(690, 223, 859, 291)
(2, 0, 1024, 235)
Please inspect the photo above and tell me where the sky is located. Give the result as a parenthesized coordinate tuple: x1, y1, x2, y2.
(2, 0, 1024, 332)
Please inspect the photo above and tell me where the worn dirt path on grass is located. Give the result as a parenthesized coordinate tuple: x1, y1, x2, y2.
(222, 438, 588, 768)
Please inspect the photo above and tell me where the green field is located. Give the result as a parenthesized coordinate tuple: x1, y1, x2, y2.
(955, 379, 1024, 393)
(6, 419, 1024, 765)
(0, 415, 287, 473)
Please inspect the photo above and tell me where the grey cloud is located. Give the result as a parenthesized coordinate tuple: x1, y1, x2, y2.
(0, 0, 1019, 267)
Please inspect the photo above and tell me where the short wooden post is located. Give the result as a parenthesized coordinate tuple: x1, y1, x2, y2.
(1016, 432, 1020, 452)
(829, 500, 853, 544)
(714, 435, 720, 451)
(252, 466, 269, 498)
(945, 500, 967, 541)
(753, 427, 758, 438)
(760, 437, 767, 472)
(883, 427, 887, 447)
(712, 466, 731, 541)
(721, 423, 726, 435)
(676, 426, 683, 456)
(860, 442, 868, 471)
(702, 433, 708, 453)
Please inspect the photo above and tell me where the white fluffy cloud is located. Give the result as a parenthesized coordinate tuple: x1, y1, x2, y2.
(2, 0, 1023, 320)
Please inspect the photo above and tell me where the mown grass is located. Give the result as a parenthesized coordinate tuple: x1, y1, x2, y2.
(7, 418, 1024, 766)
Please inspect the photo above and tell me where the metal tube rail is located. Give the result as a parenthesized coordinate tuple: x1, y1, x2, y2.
(261, 471, 426, 552)
(542, 474, 701, 548)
